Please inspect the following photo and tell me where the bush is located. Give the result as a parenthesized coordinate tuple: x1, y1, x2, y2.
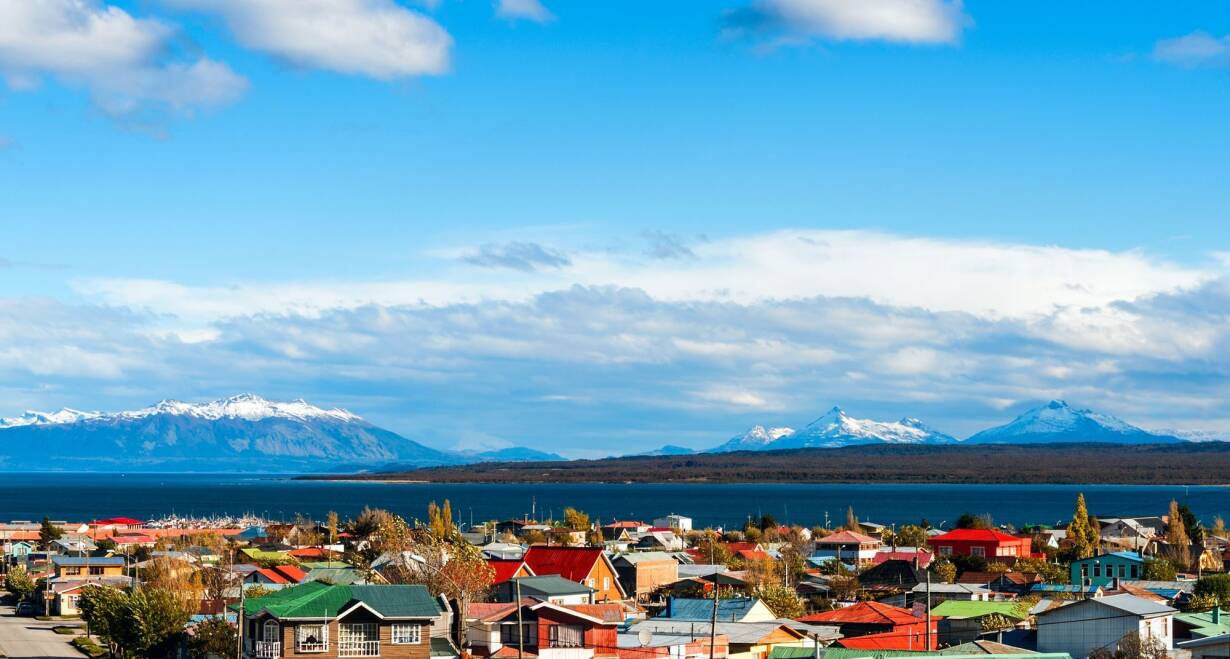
(53, 625, 80, 635)
(71, 637, 107, 658)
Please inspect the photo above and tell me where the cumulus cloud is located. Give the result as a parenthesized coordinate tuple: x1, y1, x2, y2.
(461, 241, 571, 272)
(496, 0, 553, 23)
(0, 0, 247, 114)
(725, 0, 971, 46)
(165, 0, 451, 78)
(1153, 31, 1230, 68)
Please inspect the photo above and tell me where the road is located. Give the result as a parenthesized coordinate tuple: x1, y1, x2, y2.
(0, 605, 82, 658)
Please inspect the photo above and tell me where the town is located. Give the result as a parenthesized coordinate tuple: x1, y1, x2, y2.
(2, 495, 1227, 659)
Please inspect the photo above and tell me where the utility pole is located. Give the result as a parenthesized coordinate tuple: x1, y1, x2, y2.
(516, 578, 525, 659)
(925, 569, 932, 652)
(708, 537, 718, 659)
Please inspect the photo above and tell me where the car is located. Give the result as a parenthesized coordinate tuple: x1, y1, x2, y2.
(15, 601, 35, 616)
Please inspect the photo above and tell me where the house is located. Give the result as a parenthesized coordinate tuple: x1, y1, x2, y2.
(628, 619, 811, 659)
(652, 515, 692, 533)
(911, 583, 994, 606)
(467, 599, 624, 659)
(1035, 593, 1175, 658)
(1175, 607, 1230, 641)
(872, 547, 933, 569)
(522, 547, 627, 602)
(110, 534, 157, 549)
(859, 559, 927, 594)
(240, 548, 293, 565)
(52, 537, 97, 554)
(489, 559, 536, 585)
(1031, 583, 1104, 599)
(929, 529, 1036, 562)
(636, 531, 684, 552)
(660, 598, 777, 623)
(602, 521, 651, 541)
(929, 600, 1029, 647)
(241, 582, 442, 659)
(812, 531, 880, 567)
(797, 601, 936, 651)
(1097, 519, 1156, 552)
(3, 540, 35, 562)
(1120, 579, 1196, 608)
(52, 578, 131, 615)
(494, 575, 597, 605)
(247, 564, 309, 587)
(1179, 632, 1230, 659)
(958, 571, 1043, 596)
(611, 552, 679, 600)
(482, 543, 527, 561)
(616, 628, 729, 659)
(1069, 551, 1145, 587)
(51, 555, 126, 579)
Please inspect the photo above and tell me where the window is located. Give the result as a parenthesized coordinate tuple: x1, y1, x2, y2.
(89, 566, 104, 576)
(1131, 565, 1140, 579)
(338, 623, 379, 657)
(263, 620, 281, 642)
(297, 624, 329, 653)
(64, 595, 80, 611)
(603, 577, 610, 591)
(65, 566, 82, 575)
(391, 623, 421, 645)
(1093, 564, 1101, 577)
(587, 578, 595, 588)
(501, 622, 537, 645)
(1118, 565, 1127, 578)
(548, 624, 584, 648)
(938, 546, 952, 556)
(970, 546, 985, 558)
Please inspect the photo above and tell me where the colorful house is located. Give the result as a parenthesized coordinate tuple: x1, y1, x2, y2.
(797, 601, 937, 651)
(812, 531, 880, 567)
(929, 529, 1036, 562)
(241, 582, 442, 659)
(489, 559, 535, 585)
(51, 555, 126, 579)
(522, 546, 627, 602)
(467, 599, 624, 659)
(1069, 551, 1145, 587)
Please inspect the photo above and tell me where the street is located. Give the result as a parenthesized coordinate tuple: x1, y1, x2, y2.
(0, 605, 82, 658)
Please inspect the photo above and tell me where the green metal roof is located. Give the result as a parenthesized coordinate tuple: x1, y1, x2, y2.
(1176, 609, 1230, 638)
(243, 582, 441, 620)
(929, 600, 1029, 620)
(431, 637, 460, 657)
(769, 647, 820, 659)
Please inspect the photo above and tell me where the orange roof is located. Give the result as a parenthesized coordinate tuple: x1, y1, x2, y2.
(797, 601, 923, 626)
(736, 549, 770, 562)
(288, 547, 331, 559)
(816, 530, 878, 545)
(836, 629, 929, 651)
(565, 603, 626, 623)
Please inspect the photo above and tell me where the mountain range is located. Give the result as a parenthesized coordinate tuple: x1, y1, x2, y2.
(0, 395, 1195, 472)
(0, 394, 552, 473)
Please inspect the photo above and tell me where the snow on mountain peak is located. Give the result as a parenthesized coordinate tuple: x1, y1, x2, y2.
(707, 406, 955, 452)
(0, 394, 363, 428)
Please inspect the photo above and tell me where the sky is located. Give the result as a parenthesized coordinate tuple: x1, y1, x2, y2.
(3, 0, 1230, 457)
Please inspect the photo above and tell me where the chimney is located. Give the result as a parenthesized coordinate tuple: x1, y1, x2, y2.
(1215, 607, 1221, 624)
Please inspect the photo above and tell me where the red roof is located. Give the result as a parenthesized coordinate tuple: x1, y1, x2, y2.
(603, 521, 646, 529)
(288, 547, 330, 559)
(873, 549, 933, 568)
(797, 601, 924, 626)
(725, 542, 759, 553)
(90, 517, 145, 526)
(736, 549, 770, 562)
(816, 530, 878, 545)
(835, 629, 930, 651)
(522, 546, 604, 583)
(488, 559, 533, 584)
(931, 528, 1026, 543)
(256, 564, 308, 584)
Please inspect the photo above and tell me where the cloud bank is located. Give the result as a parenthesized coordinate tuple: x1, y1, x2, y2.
(726, 0, 971, 46)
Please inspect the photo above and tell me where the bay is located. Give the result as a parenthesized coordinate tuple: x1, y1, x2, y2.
(2, 473, 1228, 529)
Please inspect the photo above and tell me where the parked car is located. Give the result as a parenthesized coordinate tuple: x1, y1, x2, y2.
(15, 601, 35, 616)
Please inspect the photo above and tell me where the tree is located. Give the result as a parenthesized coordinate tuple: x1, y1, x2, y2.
(895, 525, 928, 549)
(1177, 502, 1206, 546)
(326, 511, 340, 544)
(79, 585, 129, 658)
(1013, 556, 1066, 583)
(189, 619, 237, 659)
(693, 531, 733, 566)
(563, 507, 590, 531)
(96, 537, 118, 552)
(387, 526, 495, 650)
(127, 587, 195, 657)
(5, 564, 35, 601)
(845, 507, 859, 532)
(932, 559, 956, 584)
(1195, 574, 1230, 608)
(244, 584, 274, 599)
(39, 516, 63, 549)
(956, 513, 993, 530)
(1143, 558, 1177, 581)
(752, 584, 804, 618)
(1169, 499, 1193, 569)
(427, 500, 456, 539)
(1069, 494, 1097, 560)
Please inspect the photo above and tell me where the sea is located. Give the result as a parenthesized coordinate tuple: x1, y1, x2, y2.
(1, 473, 1227, 529)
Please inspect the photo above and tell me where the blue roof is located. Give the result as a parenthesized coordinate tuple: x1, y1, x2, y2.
(52, 556, 126, 566)
(664, 597, 763, 622)
(1074, 552, 1144, 564)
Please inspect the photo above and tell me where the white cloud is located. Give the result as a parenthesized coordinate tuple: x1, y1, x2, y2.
(166, 0, 451, 78)
(496, 0, 553, 23)
(728, 0, 970, 45)
(1153, 31, 1230, 68)
(0, 0, 246, 113)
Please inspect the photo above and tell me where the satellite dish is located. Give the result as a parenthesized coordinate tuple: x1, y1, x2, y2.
(638, 629, 653, 646)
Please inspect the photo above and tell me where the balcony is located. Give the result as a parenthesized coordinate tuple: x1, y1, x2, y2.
(254, 641, 281, 658)
(297, 641, 329, 653)
(339, 640, 381, 657)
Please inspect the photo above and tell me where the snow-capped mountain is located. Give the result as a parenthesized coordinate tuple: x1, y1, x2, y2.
(636, 445, 697, 457)
(706, 407, 955, 452)
(964, 400, 1181, 444)
(772, 406, 957, 449)
(0, 394, 462, 472)
(709, 425, 796, 453)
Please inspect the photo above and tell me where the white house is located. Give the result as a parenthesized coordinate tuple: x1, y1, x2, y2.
(653, 514, 692, 533)
(1036, 593, 1175, 658)
(1179, 632, 1230, 658)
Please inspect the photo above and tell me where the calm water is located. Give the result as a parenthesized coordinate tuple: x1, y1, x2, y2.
(1, 473, 1227, 528)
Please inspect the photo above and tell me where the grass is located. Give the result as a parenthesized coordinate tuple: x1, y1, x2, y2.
(71, 637, 107, 658)
(53, 625, 81, 635)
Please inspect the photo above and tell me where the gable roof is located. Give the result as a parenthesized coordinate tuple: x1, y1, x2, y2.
(930, 600, 1028, 621)
(509, 574, 595, 595)
(52, 556, 126, 567)
(797, 601, 923, 626)
(662, 598, 772, 623)
(1072, 551, 1145, 564)
(489, 559, 533, 584)
(245, 582, 441, 620)
(1036, 593, 1174, 619)
(816, 530, 878, 545)
(931, 529, 1026, 543)
(523, 546, 605, 583)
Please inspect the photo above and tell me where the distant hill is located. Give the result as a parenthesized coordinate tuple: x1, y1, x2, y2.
(465, 447, 566, 462)
(326, 442, 1230, 485)
(965, 400, 1181, 444)
(707, 406, 954, 452)
(0, 394, 463, 473)
(635, 445, 697, 456)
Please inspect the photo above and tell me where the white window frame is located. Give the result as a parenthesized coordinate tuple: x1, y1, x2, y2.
(970, 546, 985, 558)
(391, 623, 421, 645)
(263, 620, 281, 642)
(296, 623, 329, 653)
(339, 622, 380, 657)
(938, 546, 952, 556)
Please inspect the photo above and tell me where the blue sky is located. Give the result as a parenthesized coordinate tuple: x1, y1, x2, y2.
(3, 0, 1230, 456)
